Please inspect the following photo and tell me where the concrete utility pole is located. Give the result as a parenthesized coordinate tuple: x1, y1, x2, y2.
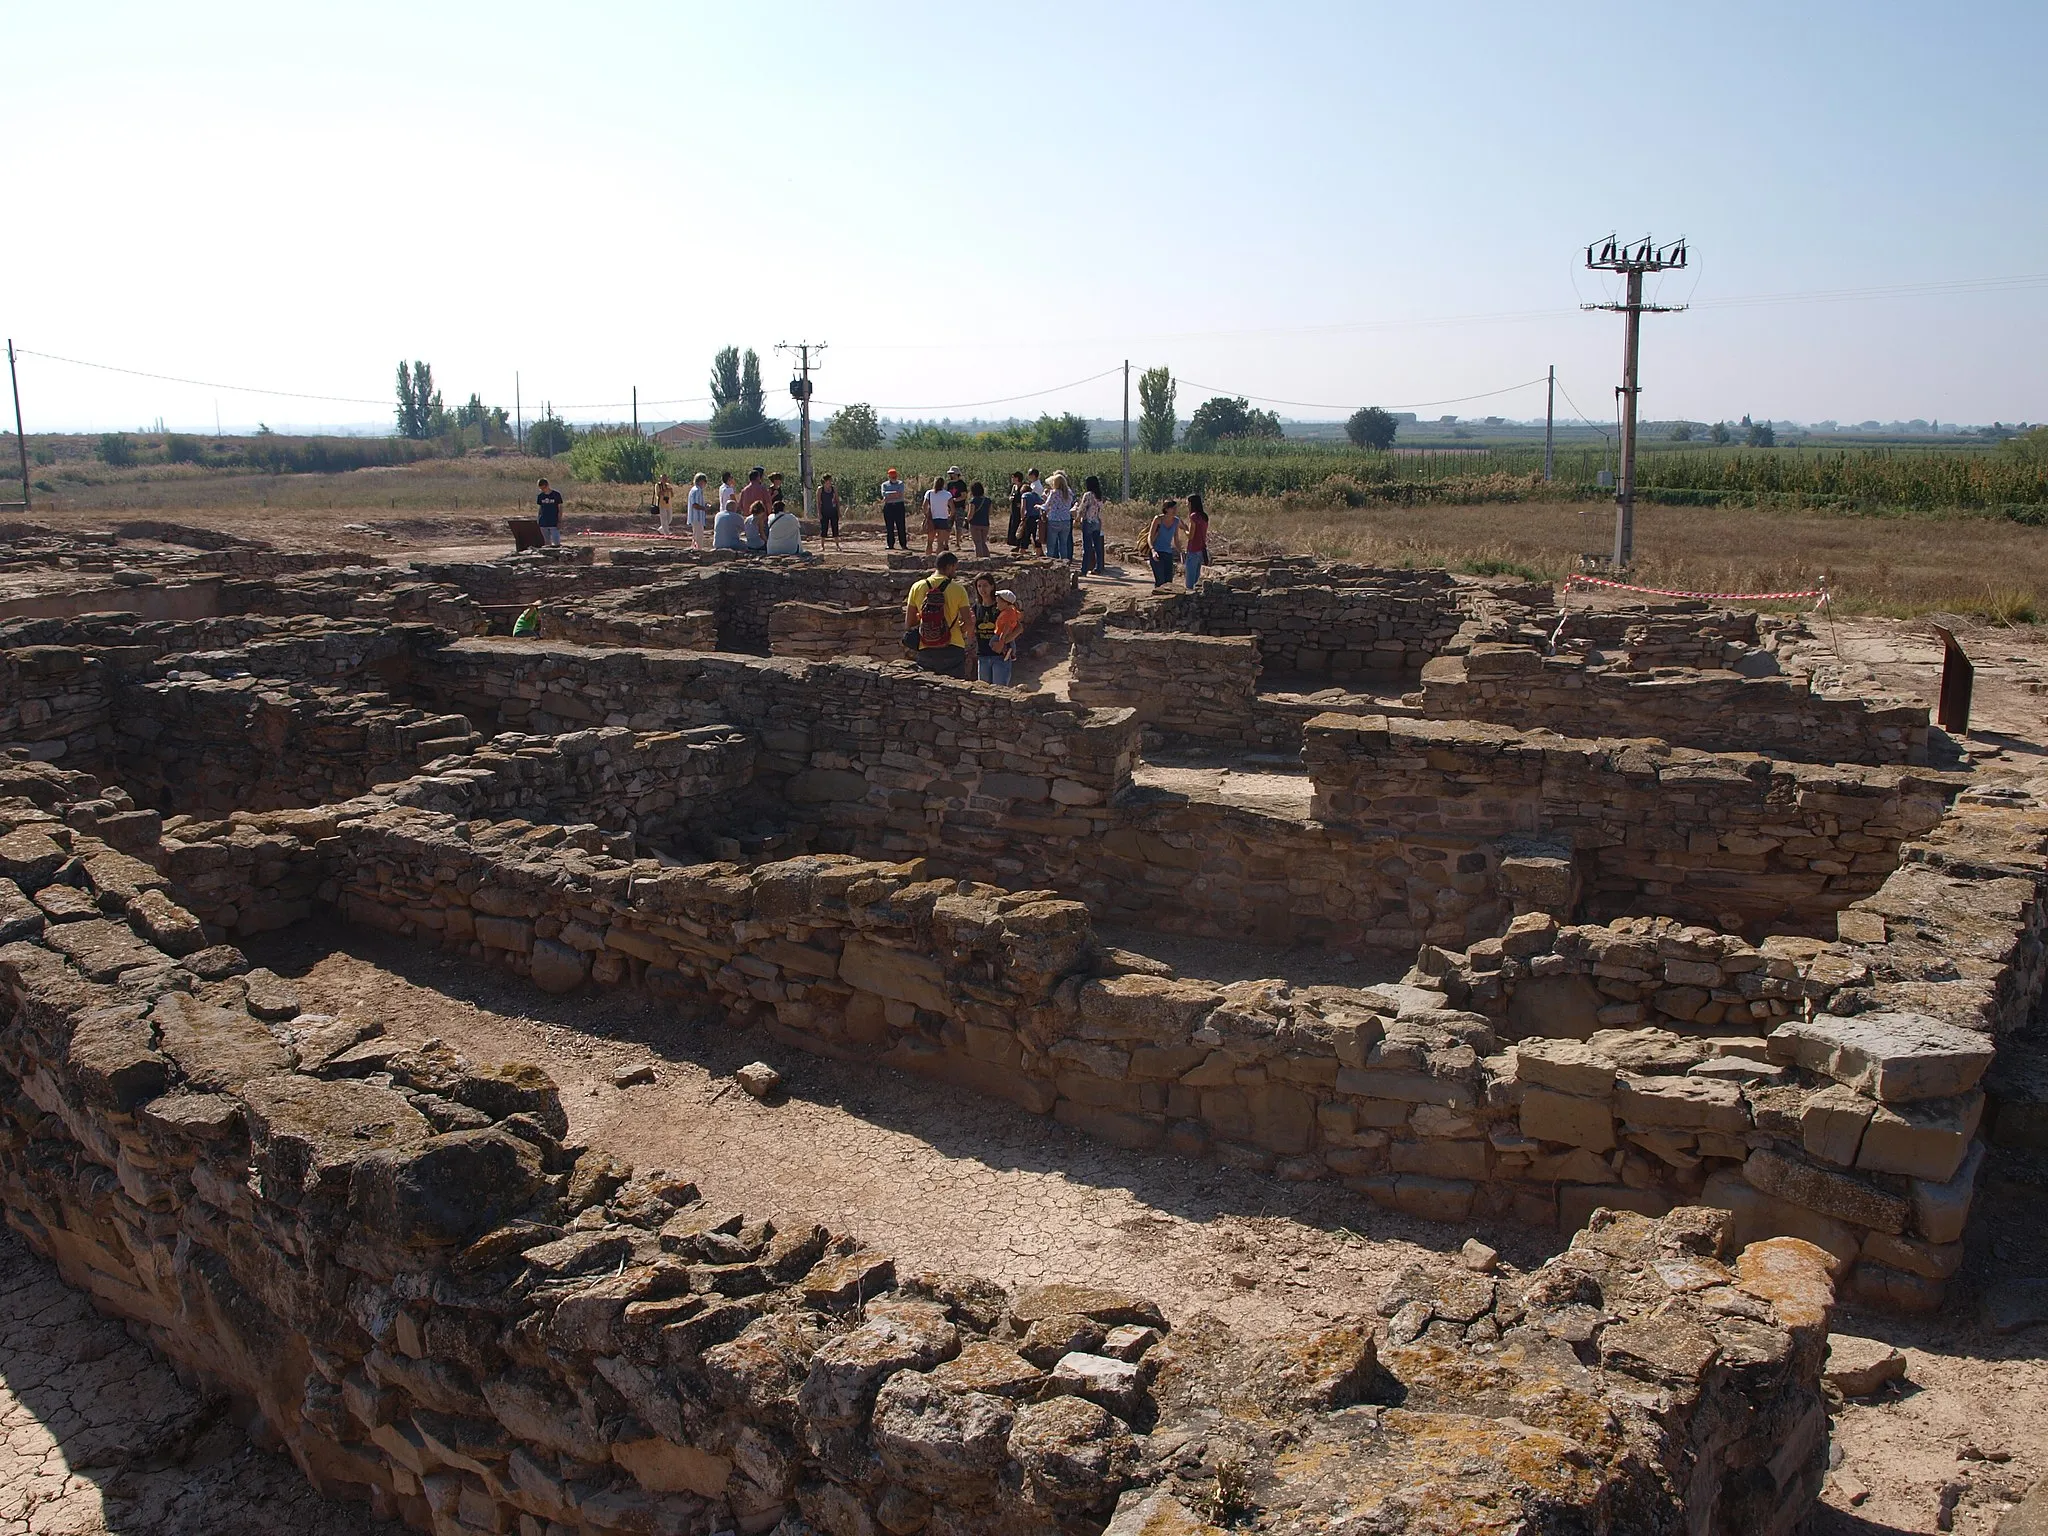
(632, 386, 639, 436)
(1583, 235, 1687, 569)
(1543, 364, 1555, 484)
(1120, 360, 1131, 502)
(6, 341, 27, 512)
(778, 341, 826, 518)
(515, 373, 522, 449)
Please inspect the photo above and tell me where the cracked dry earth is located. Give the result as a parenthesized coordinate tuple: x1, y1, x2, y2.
(0, 1226, 401, 1536)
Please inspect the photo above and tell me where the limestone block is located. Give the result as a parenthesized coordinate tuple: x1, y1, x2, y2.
(1512, 1038, 1616, 1096)
(1699, 1169, 1861, 1271)
(1766, 1012, 1994, 1103)
(838, 939, 951, 1015)
(528, 938, 588, 994)
(1075, 974, 1221, 1044)
(1858, 1231, 1963, 1281)
(475, 914, 533, 953)
(1615, 1074, 1750, 1135)
(1520, 1088, 1615, 1153)
(1799, 1084, 1874, 1168)
(1823, 1334, 1905, 1396)
(1855, 1093, 1982, 1183)
(1742, 1148, 1908, 1235)
(1390, 1138, 1488, 1180)
(1908, 1139, 1984, 1245)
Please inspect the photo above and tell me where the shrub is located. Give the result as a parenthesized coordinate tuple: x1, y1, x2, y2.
(163, 433, 203, 464)
(96, 433, 135, 466)
(569, 431, 670, 484)
(1346, 407, 1398, 450)
(527, 416, 576, 457)
(825, 402, 883, 450)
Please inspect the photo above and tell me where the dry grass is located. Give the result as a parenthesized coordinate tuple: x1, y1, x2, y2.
(1101, 493, 2044, 622)
(23, 458, 2044, 622)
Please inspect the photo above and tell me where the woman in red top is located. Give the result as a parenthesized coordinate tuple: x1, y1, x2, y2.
(1183, 491, 1210, 590)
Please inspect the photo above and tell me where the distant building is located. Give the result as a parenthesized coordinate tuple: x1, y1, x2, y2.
(650, 422, 711, 447)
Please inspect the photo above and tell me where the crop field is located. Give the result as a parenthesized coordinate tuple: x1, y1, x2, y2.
(12, 434, 2045, 621)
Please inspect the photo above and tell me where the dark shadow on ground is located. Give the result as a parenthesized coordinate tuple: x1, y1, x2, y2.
(242, 924, 1572, 1282)
(0, 1225, 401, 1535)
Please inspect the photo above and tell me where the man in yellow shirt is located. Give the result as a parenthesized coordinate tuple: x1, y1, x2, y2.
(904, 552, 972, 678)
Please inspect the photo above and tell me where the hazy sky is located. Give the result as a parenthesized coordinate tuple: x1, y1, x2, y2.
(8, 0, 2045, 432)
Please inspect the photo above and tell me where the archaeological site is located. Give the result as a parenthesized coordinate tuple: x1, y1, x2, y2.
(0, 516, 2042, 1536)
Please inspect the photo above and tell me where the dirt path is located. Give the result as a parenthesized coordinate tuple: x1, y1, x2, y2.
(247, 928, 1566, 1340)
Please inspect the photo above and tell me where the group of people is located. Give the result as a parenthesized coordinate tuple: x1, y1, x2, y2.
(902, 552, 1025, 684)
(543, 465, 1211, 592)
(1144, 492, 1210, 591)
(645, 466, 844, 556)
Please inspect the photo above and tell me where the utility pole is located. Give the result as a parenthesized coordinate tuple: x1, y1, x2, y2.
(5, 341, 27, 512)
(632, 386, 639, 436)
(1120, 360, 1131, 502)
(515, 373, 523, 449)
(778, 341, 826, 518)
(1584, 235, 1687, 569)
(1543, 365, 1555, 483)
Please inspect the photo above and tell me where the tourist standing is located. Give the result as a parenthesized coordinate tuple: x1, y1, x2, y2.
(970, 573, 1002, 679)
(686, 472, 709, 548)
(1146, 499, 1183, 588)
(655, 473, 675, 536)
(1078, 475, 1106, 575)
(924, 475, 953, 554)
(535, 478, 564, 547)
(1041, 472, 1075, 562)
(1007, 471, 1027, 547)
(904, 551, 972, 677)
(718, 470, 738, 520)
(816, 473, 842, 549)
(737, 466, 771, 528)
(967, 481, 992, 558)
(881, 467, 909, 550)
(1183, 491, 1210, 589)
(1019, 475, 1045, 554)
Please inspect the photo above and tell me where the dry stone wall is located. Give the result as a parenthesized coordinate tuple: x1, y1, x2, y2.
(0, 759, 1842, 1536)
(1421, 644, 1931, 766)
(1065, 620, 1263, 745)
(1104, 563, 1469, 681)
(1305, 713, 1959, 932)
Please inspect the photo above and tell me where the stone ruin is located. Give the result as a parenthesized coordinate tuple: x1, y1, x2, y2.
(0, 518, 2040, 1534)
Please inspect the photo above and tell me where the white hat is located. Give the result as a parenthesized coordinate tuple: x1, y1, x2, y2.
(996, 589, 1019, 603)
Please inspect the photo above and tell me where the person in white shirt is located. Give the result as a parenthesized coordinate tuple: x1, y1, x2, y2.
(765, 500, 803, 555)
(924, 475, 953, 554)
(686, 473, 709, 549)
(717, 471, 737, 518)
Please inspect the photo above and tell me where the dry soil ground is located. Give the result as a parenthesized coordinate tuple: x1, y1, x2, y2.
(0, 497, 2043, 1531)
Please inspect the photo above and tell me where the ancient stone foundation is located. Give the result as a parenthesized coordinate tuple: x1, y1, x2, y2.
(0, 537, 2038, 1534)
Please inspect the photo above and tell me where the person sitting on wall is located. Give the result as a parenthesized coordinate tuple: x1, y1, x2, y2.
(712, 498, 746, 551)
(765, 497, 803, 555)
(512, 602, 540, 637)
(904, 551, 972, 679)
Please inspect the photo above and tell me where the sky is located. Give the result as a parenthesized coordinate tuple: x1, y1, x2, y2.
(6, 0, 2046, 433)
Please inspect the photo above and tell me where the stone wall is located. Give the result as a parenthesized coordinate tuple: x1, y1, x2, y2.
(0, 646, 109, 765)
(540, 605, 719, 651)
(1065, 619, 1262, 744)
(221, 570, 485, 632)
(0, 761, 1841, 1535)
(1422, 644, 1931, 766)
(407, 640, 1138, 882)
(1305, 714, 1959, 933)
(112, 677, 483, 816)
(1105, 564, 1468, 681)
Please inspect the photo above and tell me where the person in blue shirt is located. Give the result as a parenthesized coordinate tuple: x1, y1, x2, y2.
(534, 478, 564, 547)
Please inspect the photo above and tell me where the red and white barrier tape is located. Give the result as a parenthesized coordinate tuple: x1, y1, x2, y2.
(1558, 573, 1829, 603)
(1550, 574, 1830, 651)
(570, 529, 698, 540)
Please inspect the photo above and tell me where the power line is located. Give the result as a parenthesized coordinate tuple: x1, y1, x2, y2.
(16, 347, 391, 406)
(812, 366, 1122, 415)
(1173, 375, 1551, 413)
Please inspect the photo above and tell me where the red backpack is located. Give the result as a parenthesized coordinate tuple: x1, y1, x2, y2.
(917, 577, 953, 647)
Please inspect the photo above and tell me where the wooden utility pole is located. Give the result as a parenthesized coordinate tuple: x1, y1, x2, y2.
(1120, 360, 1131, 502)
(1584, 236, 1687, 569)
(1543, 365, 1555, 483)
(778, 341, 826, 518)
(5, 341, 27, 511)
(515, 373, 522, 449)
(632, 386, 639, 436)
